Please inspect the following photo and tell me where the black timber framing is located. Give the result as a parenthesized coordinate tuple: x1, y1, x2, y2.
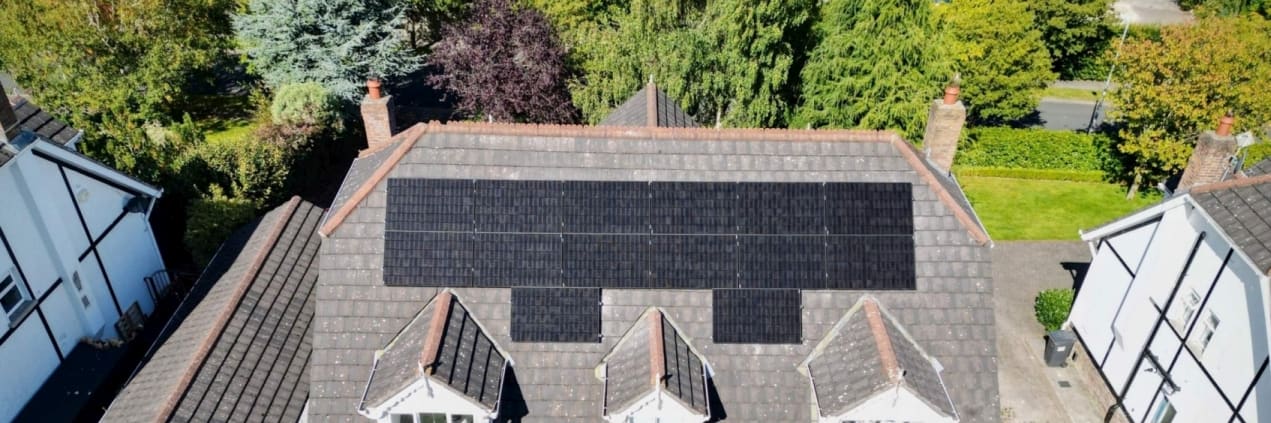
(0, 227, 64, 360)
(58, 164, 123, 317)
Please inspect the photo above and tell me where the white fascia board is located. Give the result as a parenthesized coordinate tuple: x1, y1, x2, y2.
(29, 139, 162, 197)
(1079, 196, 1183, 242)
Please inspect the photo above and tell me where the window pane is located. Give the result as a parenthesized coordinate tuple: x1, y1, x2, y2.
(450, 415, 474, 423)
(0, 275, 12, 291)
(391, 414, 415, 423)
(418, 413, 446, 423)
(0, 286, 22, 313)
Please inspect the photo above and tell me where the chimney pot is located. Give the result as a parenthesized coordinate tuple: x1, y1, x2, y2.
(367, 79, 383, 100)
(1217, 112, 1235, 137)
(942, 84, 960, 105)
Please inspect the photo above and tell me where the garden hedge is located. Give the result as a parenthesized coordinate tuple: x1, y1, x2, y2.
(956, 127, 1112, 172)
(955, 166, 1106, 182)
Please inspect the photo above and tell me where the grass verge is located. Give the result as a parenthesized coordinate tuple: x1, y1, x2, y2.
(1041, 86, 1104, 103)
(959, 176, 1160, 241)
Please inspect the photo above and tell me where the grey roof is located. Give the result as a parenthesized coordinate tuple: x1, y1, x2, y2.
(1244, 158, 1271, 177)
(1193, 178, 1271, 275)
(325, 138, 402, 230)
(363, 291, 507, 411)
(603, 310, 709, 416)
(1, 96, 80, 167)
(312, 125, 998, 422)
(807, 297, 955, 418)
(104, 197, 321, 423)
(12, 96, 79, 145)
(598, 83, 700, 128)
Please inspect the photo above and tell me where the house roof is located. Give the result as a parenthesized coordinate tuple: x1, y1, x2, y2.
(1191, 174, 1271, 275)
(603, 309, 709, 416)
(312, 121, 998, 422)
(362, 291, 507, 411)
(598, 82, 700, 128)
(805, 296, 956, 419)
(1244, 157, 1271, 178)
(104, 197, 321, 423)
(1, 95, 81, 167)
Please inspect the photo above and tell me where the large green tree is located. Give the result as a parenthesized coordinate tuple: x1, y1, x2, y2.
(1111, 14, 1271, 195)
(698, 0, 813, 127)
(0, 0, 233, 177)
(569, 0, 710, 124)
(234, 0, 423, 101)
(792, 0, 949, 139)
(1027, 0, 1116, 79)
(937, 0, 1055, 124)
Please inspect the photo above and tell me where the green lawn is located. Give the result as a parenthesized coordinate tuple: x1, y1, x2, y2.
(1041, 86, 1105, 103)
(959, 176, 1161, 240)
(205, 120, 256, 144)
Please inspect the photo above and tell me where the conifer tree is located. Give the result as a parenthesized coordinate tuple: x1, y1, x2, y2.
(792, 0, 949, 139)
(234, 0, 422, 101)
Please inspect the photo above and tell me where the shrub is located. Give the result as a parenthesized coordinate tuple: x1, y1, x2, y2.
(186, 136, 292, 207)
(270, 83, 341, 130)
(957, 127, 1112, 171)
(184, 186, 260, 267)
(1034, 288, 1075, 332)
(1244, 142, 1271, 170)
(955, 166, 1106, 182)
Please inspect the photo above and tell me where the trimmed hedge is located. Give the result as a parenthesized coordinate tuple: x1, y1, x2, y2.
(955, 166, 1106, 182)
(1034, 288, 1075, 332)
(956, 127, 1111, 172)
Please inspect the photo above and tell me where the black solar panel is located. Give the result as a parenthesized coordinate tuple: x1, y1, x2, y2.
(713, 289, 802, 344)
(511, 287, 601, 342)
(384, 179, 916, 290)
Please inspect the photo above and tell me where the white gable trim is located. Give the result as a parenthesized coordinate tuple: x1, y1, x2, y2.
(822, 385, 959, 423)
(27, 139, 161, 198)
(1080, 196, 1181, 242)
(359, 367, 500, 422)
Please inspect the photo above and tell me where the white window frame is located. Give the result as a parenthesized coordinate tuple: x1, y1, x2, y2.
(0, 268, 32, 328)
(1151, 396, 1176, 423)
(1177, 289, 1201, 330)
(1197, 312, 1220, 354)
(389, 412, 475, 423)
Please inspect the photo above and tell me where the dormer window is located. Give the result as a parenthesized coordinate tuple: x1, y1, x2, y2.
(599, 308, 713, 423)
(0, 270, 32, 327)
(360, 291, 513, 423)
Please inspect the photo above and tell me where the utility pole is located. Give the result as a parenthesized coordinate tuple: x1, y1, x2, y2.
(1088, 21, 1131, 134)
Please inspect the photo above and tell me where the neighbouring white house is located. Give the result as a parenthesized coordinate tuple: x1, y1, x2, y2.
(0, 93, 166, 422)
(1069, 115, 1271, 423)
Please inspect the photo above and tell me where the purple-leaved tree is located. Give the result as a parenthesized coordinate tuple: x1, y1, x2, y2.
(428, 0, 578, 123)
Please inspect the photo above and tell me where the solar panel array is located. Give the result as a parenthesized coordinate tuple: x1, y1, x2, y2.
(510, 288, 601, 343)
(384, 179, 916, 290)
(712, 289, 802, 344)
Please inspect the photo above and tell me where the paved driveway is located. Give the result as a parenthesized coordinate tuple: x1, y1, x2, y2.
(994, 241, 1108, 422)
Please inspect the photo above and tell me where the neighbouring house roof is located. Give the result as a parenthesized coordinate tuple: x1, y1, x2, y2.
(312, 121, 998, 422)
(603, 309, 709, 416)
(104, 197, 322, 423)
(362, 290, 508, 412)
(805, 296, 957, 419)
(1244, 158, 1271, 178)
(1190, 174, 1271, 275)
(1, 95, 81, 167)
(599, 82, 700, 128)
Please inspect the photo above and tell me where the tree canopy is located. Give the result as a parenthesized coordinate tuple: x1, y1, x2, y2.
(234, 0, 423, 101)
(698, 0, 813, 127)
(428, 0, 578, 123)
(792, 0, 949, 139)
(1110, 14, 1271, 192)
(0, 0, 234, 176)
(937, 0, 1055, 124)
(1027, 0, 1116, 79)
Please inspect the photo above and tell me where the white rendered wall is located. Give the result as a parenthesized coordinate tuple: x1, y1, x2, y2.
(1072, 197, 1271, 421)
(366, 376, 494, 423)
(823, 386, 957, 423)
(607, 389, 708, 423)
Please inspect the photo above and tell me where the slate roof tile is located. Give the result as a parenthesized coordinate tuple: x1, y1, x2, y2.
(1193, 178, 1271, 275)
(104, 198, 322, 422)
(313, 124, 998, 422)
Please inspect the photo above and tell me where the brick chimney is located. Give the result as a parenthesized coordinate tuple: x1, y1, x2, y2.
(1178, 113, 1239, 190)
(923, 80, 967, 172)
(0, 90, 19, 143)
(361, 79, 396, 151)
